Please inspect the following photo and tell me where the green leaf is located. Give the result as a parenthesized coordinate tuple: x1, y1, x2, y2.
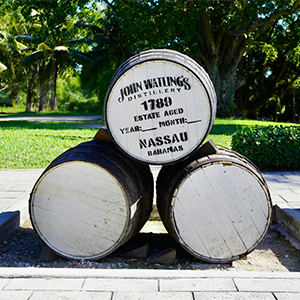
(22, 51, 45, 66)
(54, 46, 69, 52)
(0, 62, 7, 72)
(37, 43, 51, 51)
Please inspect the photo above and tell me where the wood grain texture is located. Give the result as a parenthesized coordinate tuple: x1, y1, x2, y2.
(31, 161, 129, 259)
(156, 148, 272, 263)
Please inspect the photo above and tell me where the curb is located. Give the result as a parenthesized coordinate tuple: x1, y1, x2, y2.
(0, 199, 29, 241)
(1, 267, 300, 279)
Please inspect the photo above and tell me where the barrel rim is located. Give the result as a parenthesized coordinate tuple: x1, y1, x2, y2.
(109, 49, 216, 102)
(104, 57, 216, 165)
(29, 160, 131, 260)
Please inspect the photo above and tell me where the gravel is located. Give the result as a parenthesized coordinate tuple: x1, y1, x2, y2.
(0, 219, 300, 272)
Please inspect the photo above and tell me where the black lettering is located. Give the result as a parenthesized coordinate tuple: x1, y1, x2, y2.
(144, 79, 153, 89)
(172, 134, 180, 143)
(119, 88, 124, 102)
(139, 139, 147, 149)
(177, 76, 184, 87)
(136, 81, 143, 92)
(167, 77, 177, 87)
(164, 135, 171, 144)
(155, 136, 163, 146)
(180, 132, 188, 142)
(148, 138, 156, 147)
(152, 78, 159, 88)
(183, 77, 191, 90)
(123, 86, 130, 96)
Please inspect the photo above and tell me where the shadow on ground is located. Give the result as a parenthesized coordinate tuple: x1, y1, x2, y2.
(0, 221, 300, 272)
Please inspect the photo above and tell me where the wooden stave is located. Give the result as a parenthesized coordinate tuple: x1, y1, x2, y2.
(108, 49, 217, 115)
(156, 147, 272, 263)
(47, 139, 154, 228)
(29, 140, 154, 260)
(104, 49, 217, 165)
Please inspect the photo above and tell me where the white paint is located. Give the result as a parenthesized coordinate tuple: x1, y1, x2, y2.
(105, 58, 214, 164)
(30, 161, 129, 259)
(172, 162, 271, 262)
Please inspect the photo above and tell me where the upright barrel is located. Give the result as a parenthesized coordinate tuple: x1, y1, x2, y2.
(29, 139, 153, 260)
(156, 147, 272, 263)
(104, 49, 217, 165)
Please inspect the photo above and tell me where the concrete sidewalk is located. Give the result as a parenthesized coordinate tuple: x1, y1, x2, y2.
(263, 171, 300, 248)
(0, 115, 103, 122)
(0, 268, 300, 299)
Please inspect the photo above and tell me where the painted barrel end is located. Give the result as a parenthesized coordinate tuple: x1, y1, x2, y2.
(104, 49, 217, 165)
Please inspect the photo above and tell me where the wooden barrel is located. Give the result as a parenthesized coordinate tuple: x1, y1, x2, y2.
(29, 139, 153, 260)
(104, 49, 217, 165)
(156, 147, 272, 263)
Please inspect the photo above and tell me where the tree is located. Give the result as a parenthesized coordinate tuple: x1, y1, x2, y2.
(97, 0, 300, 117)
(0, 28, 32, 109)
(12, 0, 91, 111)
(235, 13, 300, 119)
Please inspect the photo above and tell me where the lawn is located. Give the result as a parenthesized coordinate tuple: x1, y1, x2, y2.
(0, 121, 99, 168)
(0, 117, 299, 169)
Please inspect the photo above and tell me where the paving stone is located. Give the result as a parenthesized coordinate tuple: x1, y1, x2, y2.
(274, 292, 300, 300)
(30, 291, 112, 300)
(234, 278, 300, 292)
(0, 291, 33, 300)
(113, 291, 193, 300)
(0, 279, 10, 290)
(270, 194, 286, 204)
(194, 291, 275, 299)
(0, 199, 17, 212)
(159, 278, 236, 292)
(83, 278, 158, 292)
(4, 278, 85, 291)
(0, 191, 25, 199)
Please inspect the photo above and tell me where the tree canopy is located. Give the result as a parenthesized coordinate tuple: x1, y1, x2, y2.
(1, 0, 300, 120)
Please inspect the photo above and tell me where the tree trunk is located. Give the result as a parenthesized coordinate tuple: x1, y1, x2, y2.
(197, 60, 242, 118)
(292, 88, 297, 123)
(51, 59, 58, 110)
(275, 96, 280, 122)
(25, 69, 37, 113)
(194, 15, 246, 118)
(38, 63, 46, 112)
(39, 80, 46, 112)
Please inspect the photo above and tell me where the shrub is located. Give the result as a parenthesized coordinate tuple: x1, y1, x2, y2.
(56, 77, 102, 113)
(231, 125, 300, 171)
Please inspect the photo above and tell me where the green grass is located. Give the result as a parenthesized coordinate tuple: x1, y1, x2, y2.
(0, 109, 101, 117)
(0, 121, 99, 168)
(0, 104, 27, 115)
(0, 117, 299, 169)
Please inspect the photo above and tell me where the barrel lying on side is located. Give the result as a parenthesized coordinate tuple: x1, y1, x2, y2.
(156, 147, 272, 263)
(29, 139, 153, 260)
(104, 49, 217, 165)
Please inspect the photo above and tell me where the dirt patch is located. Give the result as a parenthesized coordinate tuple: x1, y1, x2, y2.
(0, 219, 299, 272)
